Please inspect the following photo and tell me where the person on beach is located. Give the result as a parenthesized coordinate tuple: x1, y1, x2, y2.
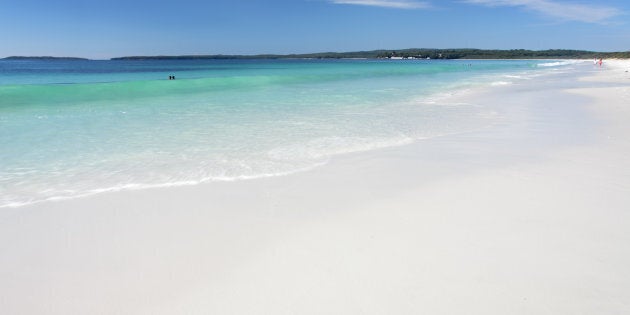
(598, 58, 603, 67)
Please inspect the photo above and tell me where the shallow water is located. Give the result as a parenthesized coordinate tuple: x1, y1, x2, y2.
(0, 58, 574, 207)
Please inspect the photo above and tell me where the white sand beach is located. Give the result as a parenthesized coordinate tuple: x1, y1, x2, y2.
(1, 60, 630, 314)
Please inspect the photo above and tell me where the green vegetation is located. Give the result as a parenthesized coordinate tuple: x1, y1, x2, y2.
(4, 49, 629, 61)
(374, 49, 630, 59)
(110, 51, 383, 60)
(111, 49, 630, 60)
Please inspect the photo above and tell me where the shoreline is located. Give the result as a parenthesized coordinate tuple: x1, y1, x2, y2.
(0, 61, 548, 210)
(2, 61, 630, 314)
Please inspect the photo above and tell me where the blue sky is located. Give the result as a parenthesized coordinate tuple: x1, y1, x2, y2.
(1, 0, 628, 59)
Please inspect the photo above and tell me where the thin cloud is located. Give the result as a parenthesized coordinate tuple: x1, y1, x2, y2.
(330, 0, 431, 9)
(463, 0, 622, 23)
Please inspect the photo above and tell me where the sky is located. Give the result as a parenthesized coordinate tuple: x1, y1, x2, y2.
(0, 0, 628, 59)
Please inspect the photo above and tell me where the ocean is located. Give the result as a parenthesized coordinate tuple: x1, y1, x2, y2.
(0, 58, 581, 207)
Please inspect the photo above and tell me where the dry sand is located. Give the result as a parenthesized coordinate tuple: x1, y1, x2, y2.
(1, 60, 629, 314)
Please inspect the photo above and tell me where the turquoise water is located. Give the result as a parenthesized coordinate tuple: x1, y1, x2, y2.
(0, 59, 565, 207)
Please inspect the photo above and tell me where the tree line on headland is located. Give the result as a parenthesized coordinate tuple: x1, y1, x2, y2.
(3, 49, 629, 61)
(110, 49, 630, 60)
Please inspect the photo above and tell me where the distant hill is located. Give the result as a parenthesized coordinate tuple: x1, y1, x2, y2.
(2, 56, 89, 61)
(111, 49, 630, 60)
(4, 49, 628, 61)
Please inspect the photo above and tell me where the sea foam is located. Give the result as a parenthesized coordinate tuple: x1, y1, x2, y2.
(537, 60, 587, 67)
